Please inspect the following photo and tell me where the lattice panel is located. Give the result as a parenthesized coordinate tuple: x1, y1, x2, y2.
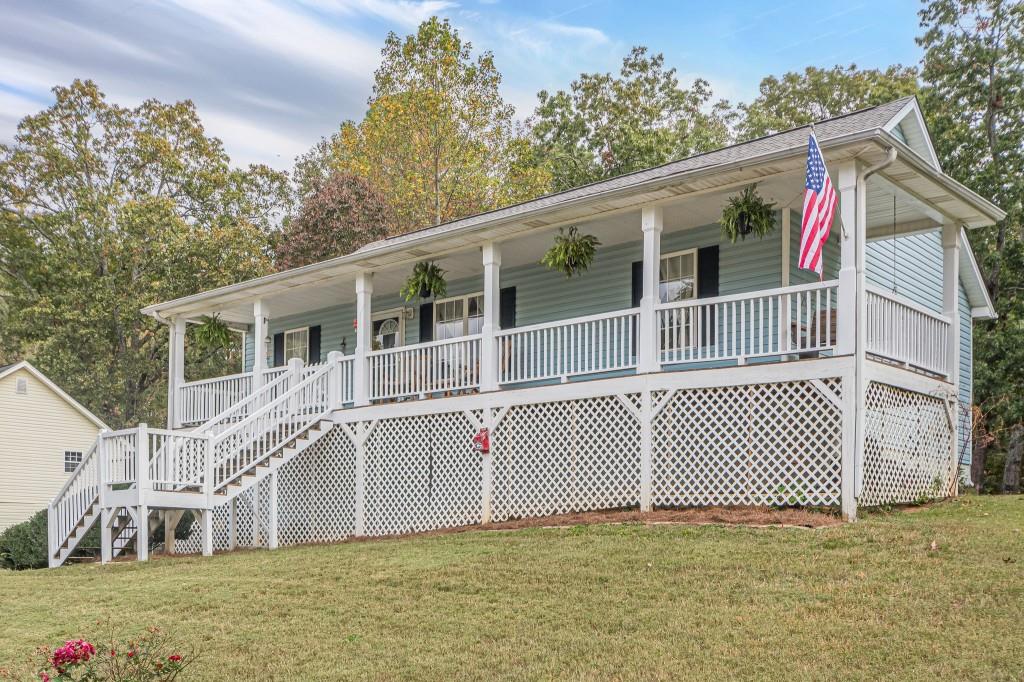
(174, 486, 259, 555)
(364, 411, 482, 536)
(652, 379, 843, 507)
(861, 382, 954, 506)
(491, 394, 641, 521)
(277, 427, 356, 546)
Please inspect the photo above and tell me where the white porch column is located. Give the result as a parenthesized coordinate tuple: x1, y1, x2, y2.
(480, 242, 502, 392)
(166, 317, 185, 429)
(252, 299, 270, 392)
(942, 223, 961, 386)
(354, 272, 373, 406)
(836, 162, 859, 357)
(267, 471, 279, 550)
(638, 206, 663, 374)
(135, 505, 149, 562)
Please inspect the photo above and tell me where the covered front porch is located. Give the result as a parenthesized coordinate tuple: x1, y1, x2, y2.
(162, 154, 962, 429)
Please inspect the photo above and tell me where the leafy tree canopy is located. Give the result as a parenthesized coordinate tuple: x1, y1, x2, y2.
(918, 0, 1024, 435)
(737, 64, 921, 140)
(0, 80, 289, 427)
(297, 17, 549, 232)
(529, 46, 735, 192)
(276, 172, 392, 270)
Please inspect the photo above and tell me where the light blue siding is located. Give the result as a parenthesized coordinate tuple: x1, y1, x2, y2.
(244, 215, 789, 371)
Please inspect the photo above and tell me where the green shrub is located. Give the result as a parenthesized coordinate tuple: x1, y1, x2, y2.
(0, 508, 49, 570)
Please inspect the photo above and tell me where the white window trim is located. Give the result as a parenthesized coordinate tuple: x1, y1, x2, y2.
(283, 326, 310, 364)
(659, 248, 699, 303)
(372, 308, 406, 348)
(64, 450, 83, 473)
(433, 291, 484, 338)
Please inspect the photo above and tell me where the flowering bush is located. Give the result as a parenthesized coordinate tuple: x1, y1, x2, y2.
(1, 626, 196, 682)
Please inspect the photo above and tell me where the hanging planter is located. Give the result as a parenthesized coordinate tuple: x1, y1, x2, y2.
(192, 314, 233, 350)
(401, 261, 448, 301)
(720, 184, 776, 243)
(540, 226, 601, 278)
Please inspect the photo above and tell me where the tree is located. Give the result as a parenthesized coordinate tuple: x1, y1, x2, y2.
(919, 0, 1024, 489)
(304, 17, 550, 232)
(737, 64, 920, 140)
(276, 173, 392, 270)
(0, 80, 289, 427)
(529, 46, 735, 192)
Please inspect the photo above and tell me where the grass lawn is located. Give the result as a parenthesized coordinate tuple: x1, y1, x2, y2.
(2, 496, 1022, 681)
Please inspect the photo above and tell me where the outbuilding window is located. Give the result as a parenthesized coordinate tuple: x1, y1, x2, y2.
(64, 450, 83, 473)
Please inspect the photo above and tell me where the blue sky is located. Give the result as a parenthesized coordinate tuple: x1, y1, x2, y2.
(0, 0, 924, 170)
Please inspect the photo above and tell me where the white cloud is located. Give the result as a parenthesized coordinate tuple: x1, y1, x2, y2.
(298, 0, 458, 28)
(163, 0, 381, 78)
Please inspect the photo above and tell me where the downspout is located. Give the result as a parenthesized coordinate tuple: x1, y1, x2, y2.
(853, 146, 897, 505)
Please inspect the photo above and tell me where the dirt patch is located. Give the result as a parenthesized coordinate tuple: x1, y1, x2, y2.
(340, 507, 842, 547)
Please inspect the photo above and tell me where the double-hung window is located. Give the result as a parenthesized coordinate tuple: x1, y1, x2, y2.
(658, 249, 698, 350)
(434, 293, 484, 340)
(283, 327, 309, 364)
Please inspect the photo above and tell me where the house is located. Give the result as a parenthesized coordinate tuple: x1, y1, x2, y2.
(0, 361, 107, 532)
(48, 97, 1002, 567)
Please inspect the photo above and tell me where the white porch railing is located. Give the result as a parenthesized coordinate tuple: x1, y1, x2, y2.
(496, 309, 640, 384)
(147, 428, 212, 492)
(866, 285, 951, 377)
(178, 372, 252, 426)
(368, 335, 482, 400)
(657, 280, 839, 364)
(48, 441, 99, 554)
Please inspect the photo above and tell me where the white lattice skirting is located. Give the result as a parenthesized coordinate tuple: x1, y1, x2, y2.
(860, 381, 955, 507)
(175, 374, 865, 551)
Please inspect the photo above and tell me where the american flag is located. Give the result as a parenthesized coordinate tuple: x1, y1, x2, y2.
(798, 133, 837, 277)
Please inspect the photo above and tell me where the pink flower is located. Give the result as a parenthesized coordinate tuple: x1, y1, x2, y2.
(168, 654, 182, 663)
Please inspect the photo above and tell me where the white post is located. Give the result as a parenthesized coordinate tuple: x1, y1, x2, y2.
(780, 210, 793, 354)
(639, 390, 653, 512)
(327, 350, 344, 410)
(167, 317, 186, 429)
(100, 508, 113, 565)
(136, 505, 149, 562)
(287, 357, 303, 413)
(46, 502, 56, 568)
(251, 481, 261, 547)
(480, 242, 502, 392)
(267, 471, 279, 550)
(137, 423, 149, 508)
(481, 410, 494, 524)
(164, 510, 181, 555)
(942, 224, 961, 384)
(200, 509, 213, 557)
(836, 162, 858, 357)
(638, 206, 663, 374)
(252, 299, 270, 393)
(353, 428, 367, 536)
(228, 497, 238, 551)
(354, 272, 374, 406)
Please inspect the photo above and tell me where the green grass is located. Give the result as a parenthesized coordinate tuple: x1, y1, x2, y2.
(2, 496, 1022, 681)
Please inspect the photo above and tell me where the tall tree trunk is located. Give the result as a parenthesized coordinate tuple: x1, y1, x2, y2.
(972, 439, 989, 493)
(1003, 424, 1023, 494)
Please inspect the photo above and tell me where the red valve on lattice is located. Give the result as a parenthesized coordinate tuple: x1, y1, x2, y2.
(472, 428, 489, 454)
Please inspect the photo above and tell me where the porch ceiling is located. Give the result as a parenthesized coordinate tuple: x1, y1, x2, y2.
(145, 131, 1002, 326)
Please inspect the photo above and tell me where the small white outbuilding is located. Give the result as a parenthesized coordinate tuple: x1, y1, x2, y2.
(0, 361, 106, 531)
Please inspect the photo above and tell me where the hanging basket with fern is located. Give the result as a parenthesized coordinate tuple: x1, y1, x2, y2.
(401, 261, 448, 301)
(720, 185, 776, 243)
(540, 226, 601, 278)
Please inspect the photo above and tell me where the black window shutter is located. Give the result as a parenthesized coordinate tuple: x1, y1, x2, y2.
(696, 245, 720, 345)
(631, 261, 643, 307)
(697, 245, 719, 298)
(308, 325, 321, 363)
(499, 286, 517, 328)
(419, 303, 433, 342)
(272, 332, 284, 367)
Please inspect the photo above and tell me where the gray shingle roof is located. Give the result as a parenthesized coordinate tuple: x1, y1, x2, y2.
(356, 97, 915, 253)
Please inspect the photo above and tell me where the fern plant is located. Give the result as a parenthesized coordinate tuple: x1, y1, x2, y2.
(401, 261, 448, 301)
(720, 185, 776, 243)
(540, 226, 601, 278)
(192, 314, 233, 350)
